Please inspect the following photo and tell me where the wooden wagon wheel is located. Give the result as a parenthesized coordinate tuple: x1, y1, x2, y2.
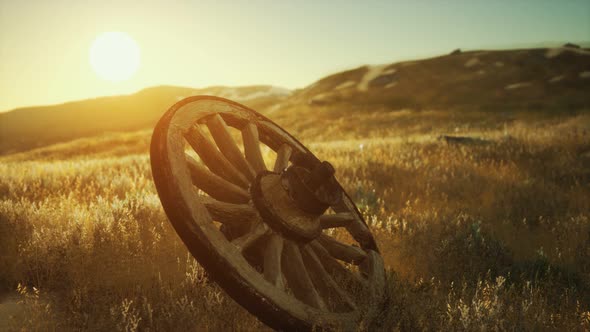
(150, 96, 386, 331)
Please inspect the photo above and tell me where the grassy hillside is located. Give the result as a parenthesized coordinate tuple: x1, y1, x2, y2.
(1, 110, 589, 330)
(1, 47, 589, 158)
(283, 47, 590, 112)
(0, 85, 290, 155)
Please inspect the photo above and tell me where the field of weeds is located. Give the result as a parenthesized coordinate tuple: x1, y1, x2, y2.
(1, 111, 589, 331)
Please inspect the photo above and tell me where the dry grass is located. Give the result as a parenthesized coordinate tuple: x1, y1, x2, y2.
(1, 111, 589, 331)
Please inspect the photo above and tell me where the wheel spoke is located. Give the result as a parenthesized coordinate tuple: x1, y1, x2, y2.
(333, 195, 377, 250)
(186, 155, 250, 203)
(200, 196, 257, 224)
(263, 233, 284, 289)
(185, 124, 250, 188)
(309, 240, 366, 291)
(301, 245, 357, 312)
(318, 234, 367, 264)
(273, 144, 292, 172)
(320, 213, 355, 229)
(241, 123, 267, 173)
(231, 222, 269, 252)
(282, 241, 327, 310)
(362, 251, 386, 299)
(207, 114, 256, 181)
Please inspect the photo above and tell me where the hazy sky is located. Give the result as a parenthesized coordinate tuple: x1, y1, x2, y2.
(1, 0, 589, 111)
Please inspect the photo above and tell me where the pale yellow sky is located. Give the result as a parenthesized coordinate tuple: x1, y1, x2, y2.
(1, 0, 588, 112)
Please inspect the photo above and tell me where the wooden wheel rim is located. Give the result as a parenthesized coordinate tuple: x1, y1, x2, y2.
(150, 96, 386, 331)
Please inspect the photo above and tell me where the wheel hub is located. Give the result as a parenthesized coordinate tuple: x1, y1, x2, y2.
(251, 161, 341, 242)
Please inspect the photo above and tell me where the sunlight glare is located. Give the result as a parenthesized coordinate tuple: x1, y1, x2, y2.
(89, 32, 140, 82)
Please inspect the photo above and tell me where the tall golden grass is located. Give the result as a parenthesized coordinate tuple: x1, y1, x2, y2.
(1, 111, 589, 330)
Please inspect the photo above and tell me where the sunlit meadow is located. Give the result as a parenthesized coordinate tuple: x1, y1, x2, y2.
(1, 111, 589, 330)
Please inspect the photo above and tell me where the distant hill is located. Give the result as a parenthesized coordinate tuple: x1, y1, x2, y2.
(281, 47, 590, 112)
(489, 41, 590, 50)
(260, 46, 590, 140)
(1, 46, 589, 156)
(0, 85, 290, 155)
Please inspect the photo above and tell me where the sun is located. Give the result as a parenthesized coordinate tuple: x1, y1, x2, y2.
(89, 32, 140, 82)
